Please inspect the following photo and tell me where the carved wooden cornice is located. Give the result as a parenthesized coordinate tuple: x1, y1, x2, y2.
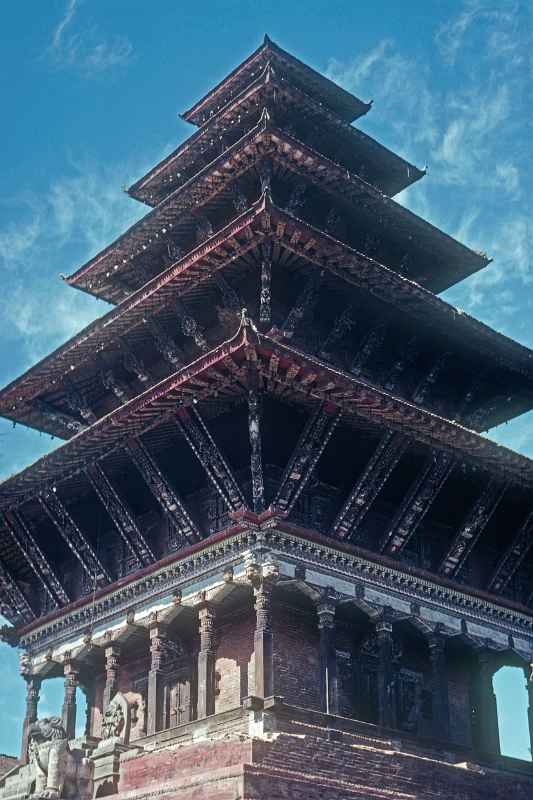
(15, 524, 533, 656)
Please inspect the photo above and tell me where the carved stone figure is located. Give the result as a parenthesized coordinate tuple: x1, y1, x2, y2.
(99, 693, 130, 745)
(28, 718, 70, 799)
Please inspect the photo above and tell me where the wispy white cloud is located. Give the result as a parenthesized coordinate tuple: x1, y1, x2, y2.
(0, 156, 150, 370)
(47, 0, 133, 75)
(327, 0, 531, 446)
(434, 0, 517, 65)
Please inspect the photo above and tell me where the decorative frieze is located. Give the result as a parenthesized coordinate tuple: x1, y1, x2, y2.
(17, 527, 533, 656)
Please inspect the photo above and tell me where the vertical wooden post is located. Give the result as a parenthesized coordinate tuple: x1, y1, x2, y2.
(103, 642, 121, 711)
(253, 580, 275, 699)
(197, 604, 216, 718)
(147, 621, 168, 735)
(61, 657, 79, 740)
(317, 594, 338, 715)
(84, 680, 95, 738)
(376, 614, 395, 728)
(20, 675, 41, 763)
(429, 634, 450, 741)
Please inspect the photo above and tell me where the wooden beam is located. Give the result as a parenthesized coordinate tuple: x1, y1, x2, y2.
(487, 510, 533, 593)
(39, 489, 111, 584)
(381, 451, 455, 555)
(0, 554, 35, 623)
(331, 431, 408, 540)
(248, 389, 265, 513)
(86, 462, 156, 568)
(175, 407, 246, 512)
(275, 404, 341, 514)
(3, 511, 70, 607)
(439, 478, 508, 577)
(176, 299, 209, 352)
(281, 270, 323, 340)
(125, 437, 200, 544)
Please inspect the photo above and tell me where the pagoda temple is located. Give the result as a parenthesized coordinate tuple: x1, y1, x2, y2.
(0, 35, 533, 800)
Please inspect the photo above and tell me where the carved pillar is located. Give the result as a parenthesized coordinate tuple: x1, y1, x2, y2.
(428, 635, 450, 741)
(317, 596, 338, 715)
(61, 658, 79, 740)
(376, 616, 395, 728)
(84, 680, 96, 738)
(147, 621, 169, 735)
(103, 642, 121, 711)
(474, 650, 500, 755)
(20, 675, 41, 763)
(197, 604, 216, 718)
(253, 579, 275, 699)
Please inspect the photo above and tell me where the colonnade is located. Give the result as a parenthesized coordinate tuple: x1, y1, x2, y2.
(19, 574, 533, 763)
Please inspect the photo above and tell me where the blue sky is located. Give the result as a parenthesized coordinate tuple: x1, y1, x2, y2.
(0, 0, 531, 759)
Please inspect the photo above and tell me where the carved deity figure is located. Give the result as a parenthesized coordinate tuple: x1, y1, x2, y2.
(99, 692, 130, 745)
(101, 704, 124, 740)
(28, 717, 70, 800)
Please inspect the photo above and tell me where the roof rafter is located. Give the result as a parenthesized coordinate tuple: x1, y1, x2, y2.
(86, 462, 156, 568)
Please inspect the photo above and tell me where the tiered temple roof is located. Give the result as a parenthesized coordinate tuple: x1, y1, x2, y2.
(1, 36, 532, 642)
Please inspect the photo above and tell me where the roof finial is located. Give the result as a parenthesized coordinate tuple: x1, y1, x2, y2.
(263, 33, 272, 46)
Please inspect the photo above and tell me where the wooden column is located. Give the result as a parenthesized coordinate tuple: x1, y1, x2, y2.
(103, 642, 121, 711)
(197, 604, 216, 719)
(253, 579, 275, 699)
(20, 675, 41, 763)
(376, 615, 396, 728)
(61, 658, 79, 740)
(317, 595, 338, 715)
(475, 650, 500, 755)
(428, 634, 450, 741)
(83, 680, 96, 738)
(147, 621, 168, 735)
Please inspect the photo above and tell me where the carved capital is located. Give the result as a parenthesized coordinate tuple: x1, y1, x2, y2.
(198, 604, 216, 652)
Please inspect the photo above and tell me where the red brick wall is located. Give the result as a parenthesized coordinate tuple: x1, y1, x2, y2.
(273, 603, 321, 710)
(0, 755, 17, 778)
(215, 610, 255, 712)
(119, 738, 251, 793)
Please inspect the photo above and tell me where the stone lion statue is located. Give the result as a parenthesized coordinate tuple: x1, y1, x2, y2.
(28, 717, 71, 799)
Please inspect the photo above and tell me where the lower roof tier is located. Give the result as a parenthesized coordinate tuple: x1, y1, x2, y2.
(1, 195, 531, 440)
(1, 325, 533, 627)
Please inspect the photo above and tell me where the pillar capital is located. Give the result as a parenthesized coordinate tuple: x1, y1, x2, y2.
(316, 591, 336, 629)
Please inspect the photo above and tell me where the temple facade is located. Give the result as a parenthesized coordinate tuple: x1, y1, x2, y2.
(0, 35, 533, 800)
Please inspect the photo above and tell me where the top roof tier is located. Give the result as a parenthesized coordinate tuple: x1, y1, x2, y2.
(181, 35, 371, 127)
